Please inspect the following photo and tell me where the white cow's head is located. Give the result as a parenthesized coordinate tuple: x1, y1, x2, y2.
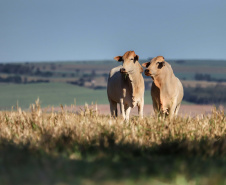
(114, 51, 143, 74)
(142, 56, 165, 78)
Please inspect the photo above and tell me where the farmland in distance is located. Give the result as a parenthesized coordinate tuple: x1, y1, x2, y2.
(0, 59, 225, 185)
(0, 59, 226, 110)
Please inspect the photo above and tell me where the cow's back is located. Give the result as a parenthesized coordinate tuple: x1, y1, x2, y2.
(174, 77, 184, 105)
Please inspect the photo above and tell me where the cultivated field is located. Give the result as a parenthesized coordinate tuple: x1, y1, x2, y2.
(0, 82, 195, 110)
(0, 83, 109, 109)
(1, 59, 226, 110)
(0, 101, 225, 185)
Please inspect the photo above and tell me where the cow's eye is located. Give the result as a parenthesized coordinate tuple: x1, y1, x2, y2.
(130, 58, 134, 60)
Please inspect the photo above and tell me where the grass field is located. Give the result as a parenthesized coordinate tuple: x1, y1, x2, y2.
(0, 82, 194, 110)
(0, 102, 225, 185)
(0, 83, 108, 109)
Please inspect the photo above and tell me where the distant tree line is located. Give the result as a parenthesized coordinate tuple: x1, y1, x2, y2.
(0, 64, 31, 74)
(34, 68, 53, 77)
(0, 76, 22, 83)
(184, 84, 226, 105)
(0, 75, 49, 84)
(0, 64, 53, 77)
(195, 73, 226, 82)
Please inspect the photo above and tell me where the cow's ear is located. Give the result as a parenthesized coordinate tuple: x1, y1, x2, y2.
(142, 62, 151, 68)
(134, 55, 139, 61)
(114, 56, 123, 62)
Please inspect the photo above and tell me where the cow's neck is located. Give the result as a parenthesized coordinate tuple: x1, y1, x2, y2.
(153, 75, 162, 89)
(154, 69, 176, 101)
(153, 70, 173, 90)
(127, 70, 143, 103)
(134, 71, 143, 86)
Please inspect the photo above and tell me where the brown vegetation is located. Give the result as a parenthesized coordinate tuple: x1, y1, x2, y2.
(0, 100, 225, 184)
(1, 100, 225, 157)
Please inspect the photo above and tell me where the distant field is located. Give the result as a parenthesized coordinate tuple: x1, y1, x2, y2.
(0, 83, 106, 109)
(1, 59, 226, 110)
(0, 82, 192, 110)
(1, 59, 226, 82)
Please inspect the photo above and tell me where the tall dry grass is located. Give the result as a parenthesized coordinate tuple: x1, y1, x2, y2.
(0, 100, 225, 185)
(0, 99, 225, 157)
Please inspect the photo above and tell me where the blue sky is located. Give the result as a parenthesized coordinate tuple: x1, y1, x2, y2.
(0, 0, 226, 62)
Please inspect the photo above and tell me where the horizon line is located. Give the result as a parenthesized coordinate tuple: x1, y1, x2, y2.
(1, 58, 226, 63)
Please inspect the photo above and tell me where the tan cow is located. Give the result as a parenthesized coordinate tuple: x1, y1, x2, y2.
(142, 56, 183, 120)
(107, 51, 145, 121)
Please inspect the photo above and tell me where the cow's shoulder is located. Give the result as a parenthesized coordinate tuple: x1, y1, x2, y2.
(109, 65, 122, 78)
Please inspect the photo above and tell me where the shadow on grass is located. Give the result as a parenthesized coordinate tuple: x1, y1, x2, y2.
(0, 134, 225, 185)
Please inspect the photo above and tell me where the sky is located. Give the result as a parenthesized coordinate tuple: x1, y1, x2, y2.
(0, 0, 226, 62)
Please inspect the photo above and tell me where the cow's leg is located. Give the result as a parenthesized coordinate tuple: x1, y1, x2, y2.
(161, 108, 168, 119)
(120, 98, 125, 120)
(168, 101, 177, 120)
(138, 98, 144, 119)
(109, 99, 117, 117)
(125, 105, 131, 121)
(160, 101, 168, 119)
(152, 97, 160, 116)
(174, 103, 181, 116)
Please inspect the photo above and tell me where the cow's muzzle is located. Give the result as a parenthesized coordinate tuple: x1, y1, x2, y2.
(120, 68, 127, 73)
(144, 69, 151, 76)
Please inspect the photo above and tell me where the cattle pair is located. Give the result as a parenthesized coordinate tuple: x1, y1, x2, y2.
(107, 50, 184, 121)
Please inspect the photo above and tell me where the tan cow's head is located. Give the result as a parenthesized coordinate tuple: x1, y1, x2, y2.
(142, 56, 165, 78)
(114, 51, 143, 74)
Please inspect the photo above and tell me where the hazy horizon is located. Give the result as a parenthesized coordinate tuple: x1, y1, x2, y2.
(1, 0, 226, 63)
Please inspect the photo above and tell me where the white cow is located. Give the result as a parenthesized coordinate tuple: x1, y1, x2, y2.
(107, 51, 145, 121)
(142, 56, 183, 120)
